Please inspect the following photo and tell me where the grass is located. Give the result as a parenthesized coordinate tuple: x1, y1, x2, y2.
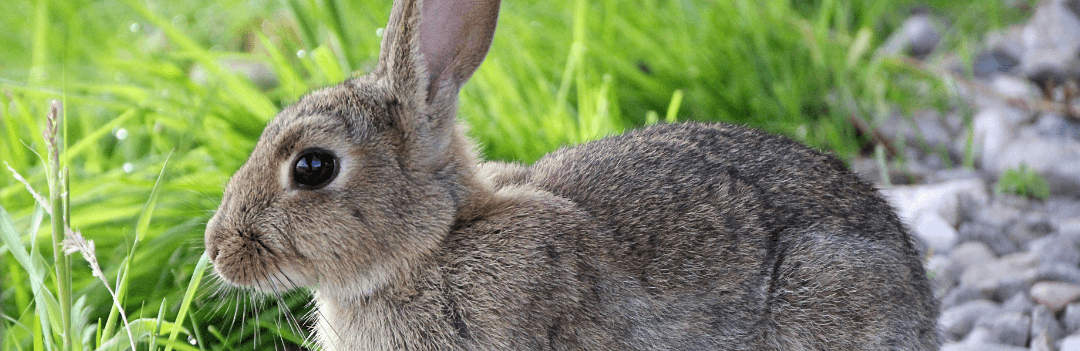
(0, 0, 1036, 349)
(996, 163, 1051, 200)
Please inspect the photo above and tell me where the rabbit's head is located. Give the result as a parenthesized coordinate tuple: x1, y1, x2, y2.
(204, 0, 500, 297)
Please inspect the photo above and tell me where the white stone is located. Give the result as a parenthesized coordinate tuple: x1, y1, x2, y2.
(1031, 281, 1080, 313)
(1060, 334, 1080, 351)
(880, 178, 989, 227)
(1018, 0, 1080, 81)
(973, 107, 1022, 172)
(913, 212, 959, 253)
(960, 252, 1038, 289)
(991, 75, 1041, 101)
(949, 242, 997, 272)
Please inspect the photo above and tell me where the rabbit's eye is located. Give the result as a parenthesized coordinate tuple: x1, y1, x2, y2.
(293, 149, 338, 189)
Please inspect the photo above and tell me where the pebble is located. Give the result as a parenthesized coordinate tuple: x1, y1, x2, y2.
(1035, 114, 1080, 140)
(991, 75, 1043, 101)
(1031, 281, 1080, 313)
(1031, 333, 1056, 351)
(960, 252, 1038, 289)
(880, 178, 989, 227)
(1031, 264, 1080, 286)
(973, 107, 1021, 172)
(1061, 335, 1080, 351)
(950, 241, 998, 271)
(959, 222, 1019, 256)
(940, 341, 1032, 351)
(972, 49, 1020, 78)
(975, 312, 1030, 346)
(941, 285, 995, 310)
(1028, 235, 1080, 266)
(1008, 214, 1056, 242)
(992, 277, 1033, 302)
(1001, 292, 1035, 314)
(879, 12, 943, 59)
(1064, 303, 1080, 334)
(940, 299, 1001, 340)
(964, 326, 997, 344)
(937, 242, 996, 295)
(971, 201, 1025, 231)
(1061, 220, 1080, 246)
(913, 212, 960, 253)
(1032, 304, 1065, 341)
(1015, 0, 1080, 84)
(926, 168, 983, 184)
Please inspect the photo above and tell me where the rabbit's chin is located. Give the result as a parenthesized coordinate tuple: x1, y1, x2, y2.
(314, 262, 405, 300)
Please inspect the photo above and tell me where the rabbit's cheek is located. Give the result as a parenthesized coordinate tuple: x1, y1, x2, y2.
(255, 263, 317, 292)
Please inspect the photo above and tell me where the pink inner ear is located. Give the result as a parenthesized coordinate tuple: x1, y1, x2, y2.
(417, 0, 496, 94)
(419, 0, 467, 84)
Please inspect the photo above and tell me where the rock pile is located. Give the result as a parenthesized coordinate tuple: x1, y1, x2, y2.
(866, 0, 1080, 349)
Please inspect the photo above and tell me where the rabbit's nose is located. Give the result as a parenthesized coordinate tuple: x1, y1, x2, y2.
(207, 245, 220, 261)
(205, 232, 220, 261)
(205, 218, 221, 261)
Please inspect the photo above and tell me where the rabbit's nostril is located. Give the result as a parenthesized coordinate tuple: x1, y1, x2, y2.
(207, 246, 219, 261)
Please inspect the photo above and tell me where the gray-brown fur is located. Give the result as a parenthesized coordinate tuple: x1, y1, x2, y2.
(203, 0, 939, 349)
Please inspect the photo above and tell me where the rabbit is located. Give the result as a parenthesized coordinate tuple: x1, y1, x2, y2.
(203, 0, 940, 349)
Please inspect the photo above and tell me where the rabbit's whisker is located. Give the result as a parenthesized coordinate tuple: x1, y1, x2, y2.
(268, 267, 305, 336)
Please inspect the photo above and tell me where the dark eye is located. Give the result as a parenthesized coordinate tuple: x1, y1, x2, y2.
(293, 148, 338, 189)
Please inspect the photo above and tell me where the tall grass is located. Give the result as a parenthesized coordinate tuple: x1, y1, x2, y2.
(1, 0, 1033, 349)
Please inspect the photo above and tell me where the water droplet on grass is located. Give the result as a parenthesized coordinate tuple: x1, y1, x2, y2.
(122, 163, 134, 173)
(114, 128, 128, 140)
(130, 22, 141, 33)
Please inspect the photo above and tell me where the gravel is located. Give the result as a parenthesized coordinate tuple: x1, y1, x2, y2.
(868, 1, 1080, 349)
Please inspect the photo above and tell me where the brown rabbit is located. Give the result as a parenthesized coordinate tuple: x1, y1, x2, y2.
(203, 0, 939, 349)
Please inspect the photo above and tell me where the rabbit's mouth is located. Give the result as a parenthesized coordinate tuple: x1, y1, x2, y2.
(205, 213, 318, 292)
(207, 234, 317, 293)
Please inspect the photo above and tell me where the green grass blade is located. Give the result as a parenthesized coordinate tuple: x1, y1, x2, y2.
(284, 0, 319, 48)
(98, 259, 125, 344)
(102, 153, 171, 342)
(33, 315, 43, 351)
(2, 204, 58, 351)
(163, 254, 209, 351)
(149, 300, 167, 350)
(256, 34, 305, 97)
(322, 0, 356, 71)
(28, 0, 48, 83)
(94, 318, 189, 351)
(134, 152, 172, 242)
(31, 252, 61, 351)
(63, 109, 139, 158)
(664, 90, 683, 124)
(255, 320, 307, 347)
(1, 205, 38, 275)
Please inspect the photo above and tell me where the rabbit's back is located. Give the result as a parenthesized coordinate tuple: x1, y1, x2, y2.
(507, 122, 938, 349)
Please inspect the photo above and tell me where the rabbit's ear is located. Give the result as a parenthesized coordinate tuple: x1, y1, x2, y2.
(376, 0, 500, 110)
